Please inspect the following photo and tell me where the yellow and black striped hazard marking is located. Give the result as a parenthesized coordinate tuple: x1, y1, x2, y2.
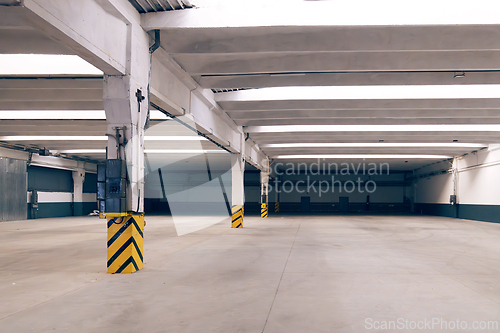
(275, 202, 280, 213)
(107, 214, 145, 274)
(232, 205, 244, 228)
(261, 203, 268, 218)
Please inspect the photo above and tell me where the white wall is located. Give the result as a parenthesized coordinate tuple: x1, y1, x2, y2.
(457, 147, 500, 205)
(416, 173, 453, 204)
(415, 145, 500, 205)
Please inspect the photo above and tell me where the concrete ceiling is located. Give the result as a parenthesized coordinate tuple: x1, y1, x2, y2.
(2, 1, 500, 171)
(144, 6, 500, 169)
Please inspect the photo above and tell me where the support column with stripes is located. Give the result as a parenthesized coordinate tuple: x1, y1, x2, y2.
(231, 152, 245, 228)
(261, 168, 269, 218)
(232, 205, 244, 228)
(261, 203, 268, 218)
(107, 213, 145, 274)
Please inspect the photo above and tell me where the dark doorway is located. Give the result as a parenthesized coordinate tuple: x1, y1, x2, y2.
(301, 196, 310, 213)
(339, 196, 349, 212)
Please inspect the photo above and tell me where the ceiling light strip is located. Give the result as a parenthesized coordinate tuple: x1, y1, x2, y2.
(58, 149, 225, 154)
(246, 124, 500, 133)
(0, 135, 205, 141)
(272, 154, 452, 159)
(262, 143, 486, 148)
(0, 110, 169, 120)
(217, 85, 500, 101)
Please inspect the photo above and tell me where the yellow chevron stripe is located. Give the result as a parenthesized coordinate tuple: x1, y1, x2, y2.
(261, 203, 268, 218)
(232, 205, 244, 228)
(275, 202, 280, 213)
(107, 242, 143, 273)
(107, 226, 143, 260)
(107, 214, 145, 274)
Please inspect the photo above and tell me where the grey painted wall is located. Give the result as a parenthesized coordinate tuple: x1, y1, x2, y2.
(0, 157, 27, 222)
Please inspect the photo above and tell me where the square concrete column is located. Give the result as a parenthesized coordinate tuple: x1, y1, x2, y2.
(72, 169, 85, 216)
(231, 153, 245, 228)
(104, 74, 148, 213)
(274, 175, 280, 213)
(260, 169, 269, 218)
(102, 24, 150, 273)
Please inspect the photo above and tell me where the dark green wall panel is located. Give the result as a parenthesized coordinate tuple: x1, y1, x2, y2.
(457, 204, 500, 223)
(35, 203, 73, 219)
(28, 166, 72, 192)
(416, 203, 500, 223)
(83, 173, 97, 193)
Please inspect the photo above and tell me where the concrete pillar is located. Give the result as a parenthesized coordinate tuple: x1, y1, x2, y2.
(102, 24, 150, 274)
(261, 169, 269, 218)
(452, 157, 459, 218)
(231, 153, 245, 228)
(274, 175, 280, 213)
(103, 74, 148, 213)
(72, 169, 85, 216)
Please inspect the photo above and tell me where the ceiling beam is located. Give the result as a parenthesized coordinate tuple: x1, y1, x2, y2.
(199, 72, 500, 89)
(227, 109, 500, 119)
(173, 51, 500, 75)
(217, 98, 500, 111)
(158, 25, 500, 54)
(12, 0, 132, 75)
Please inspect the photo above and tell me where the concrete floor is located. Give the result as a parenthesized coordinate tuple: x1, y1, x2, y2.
(1, 215, 500, 332)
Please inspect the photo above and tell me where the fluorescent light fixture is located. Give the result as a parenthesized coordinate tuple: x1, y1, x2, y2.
(272, 154, 452, 159)
(59, 149, 225, 154)
(150, 110, 171, 119)
(0, 54, 102, 75)
(144, 136, 207, 141)
(59, 149, 106, 154)
(246, 124, 500, 133)
(0, 110, 169, 120)
(262, 143, 486, 148)
(145, 149, 226, 154)
(0, 135, 205, 141)
(217, 85, 500, 101)
(0, 136, 108, 141)
(0, 111, 106, 120)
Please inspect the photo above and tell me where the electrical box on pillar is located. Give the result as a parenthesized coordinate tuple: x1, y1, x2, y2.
(105, 159, 127, 213)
